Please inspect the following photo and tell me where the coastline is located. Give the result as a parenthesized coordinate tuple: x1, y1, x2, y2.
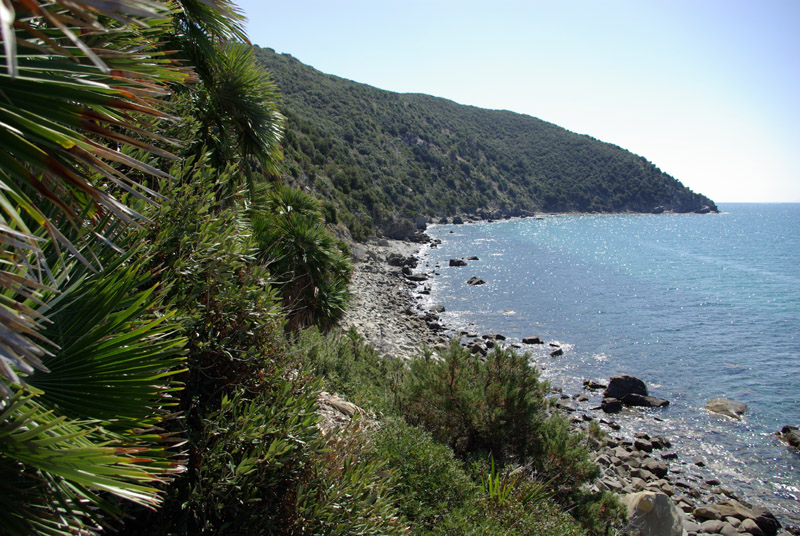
(342, 236, 798, 535)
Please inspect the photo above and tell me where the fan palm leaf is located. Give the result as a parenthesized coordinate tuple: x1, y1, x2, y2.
(0, 0, 192, 390)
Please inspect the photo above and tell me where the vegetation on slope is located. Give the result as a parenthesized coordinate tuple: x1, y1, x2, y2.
(1, 2, 656, 534)
(254, 46, 717, 240)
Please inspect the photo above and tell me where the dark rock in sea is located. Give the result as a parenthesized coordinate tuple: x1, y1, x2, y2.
(429, 304, 445, 313)
(604, 374, 648, 400)
(622, 393, 670, 408)
(452, 216, 464, 224)
(466, 276, 485, 286)
(778, 425, 800, 449)
(482, 333, 506, 341)
(705, 398, 747, 420)
(449, 258, 468, 267)
(583, 379, 608, 390)
(522, 336, 544, 344)
(601, 397, 623, 413)
(550, 348, 564, 357)
(405, 273, 428, 282)
(465, 256, 479, 261)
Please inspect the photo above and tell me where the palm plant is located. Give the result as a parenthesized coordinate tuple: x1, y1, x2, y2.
(170, 0, 284, 195)
(0, 1, 243, 533)
(0, 0, 192, 393)
(252, 183, 351, 332)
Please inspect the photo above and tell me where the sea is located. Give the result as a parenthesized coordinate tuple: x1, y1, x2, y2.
(417, 203, 800, 524)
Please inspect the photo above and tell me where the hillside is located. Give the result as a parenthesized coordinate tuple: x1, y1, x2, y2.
(254, 46, 717, 240)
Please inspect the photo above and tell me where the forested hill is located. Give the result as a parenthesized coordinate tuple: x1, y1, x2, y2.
(253, 46, 717, 240)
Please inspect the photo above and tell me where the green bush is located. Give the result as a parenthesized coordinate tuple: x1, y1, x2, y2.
(294, 422, 408, 535)
(182, 371, 321, 535)
(371, 419, 479, 529)
(398, 340, 548, 464)
(297, 327, 404, 411)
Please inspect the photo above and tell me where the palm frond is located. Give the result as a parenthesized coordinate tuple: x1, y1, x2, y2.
(0, 0, 193, 390)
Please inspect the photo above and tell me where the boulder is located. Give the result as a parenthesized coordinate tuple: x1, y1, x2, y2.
(522, 336, 543, 344)
(466, 276, 485, 286)
(705, 398, 747, 420)
(550, 348, 564, 357)
(601, 397, 623, 414)
(452, 216, 464, 224)
(465, 256, 480, 261)
(604, 375, 648, 400)
(449, 258, 467, 267)
(620, 492, 686, 536)
(778, 425, 800, 449)
(741, 518, 766, 536)
(622, 393, 670, 408)
(386, 253, 417, 267)
(642, 459, 669, 478)
(695, 501, 781, 536)
(429, 304, 446, 313)
(414, 216, 427, 230)
(438, 217, 448, 224)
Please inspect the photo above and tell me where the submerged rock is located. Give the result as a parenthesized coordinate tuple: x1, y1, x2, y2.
(705, 398, 747, 420)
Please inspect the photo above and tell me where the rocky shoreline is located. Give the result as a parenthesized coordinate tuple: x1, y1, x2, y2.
(342, 237, 798, 536)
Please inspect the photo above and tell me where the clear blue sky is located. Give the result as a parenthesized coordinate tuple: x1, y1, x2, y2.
(236, 0, 800, 203)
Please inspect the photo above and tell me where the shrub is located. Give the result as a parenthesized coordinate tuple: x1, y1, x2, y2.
(371, 419, 479, 529)
(293, 422, 408, 535)
(398, 340, 548, 464)
(297, 327, 404, 411)
(182, 371, 321, 535)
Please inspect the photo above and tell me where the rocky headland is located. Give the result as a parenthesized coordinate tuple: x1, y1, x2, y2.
(342, 237, 798, 536)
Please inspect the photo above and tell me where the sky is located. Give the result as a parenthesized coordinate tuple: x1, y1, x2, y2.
(236, 0, 800, 203)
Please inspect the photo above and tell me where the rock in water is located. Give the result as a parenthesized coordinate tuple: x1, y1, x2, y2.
(466, 276, 485, 286)
(621, 492, 686, 536)
(601, 397, 623, 413)
(604, 375, 648, 400)
(705, 398, 747, 420)
(778, 425, 800, 449)
(622, 393, 670, 408)
(449, 258, 467, 267)
(522, 336, 543, 344)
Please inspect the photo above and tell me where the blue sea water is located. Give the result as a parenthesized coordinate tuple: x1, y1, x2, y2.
(418, 203, 800, 523)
